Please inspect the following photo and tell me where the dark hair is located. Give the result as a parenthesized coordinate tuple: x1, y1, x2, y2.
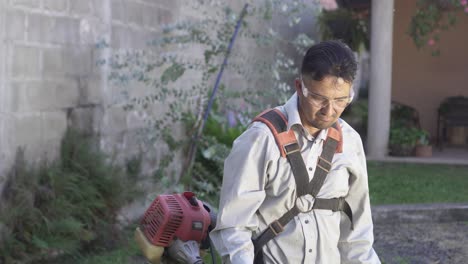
(301, 40, 357, 83)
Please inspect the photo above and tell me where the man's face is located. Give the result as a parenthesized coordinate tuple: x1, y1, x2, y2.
(294, 75, 352, 133)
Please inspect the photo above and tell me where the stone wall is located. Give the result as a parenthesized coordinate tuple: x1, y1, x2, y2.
(0, 0, 182, 193)
(0, 0, 320, 195)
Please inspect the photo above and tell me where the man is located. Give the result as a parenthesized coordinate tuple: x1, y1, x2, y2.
(210, 40, 380, 263)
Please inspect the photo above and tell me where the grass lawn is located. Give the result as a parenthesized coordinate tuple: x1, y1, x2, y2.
(368, 161, 468, 205)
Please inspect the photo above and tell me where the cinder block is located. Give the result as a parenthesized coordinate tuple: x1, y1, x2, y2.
(43, 0, 69, 12)
(53, 17, 80, 44)
(42, 47, 64, 75)
(49, 80, 81, 109)
(11, 0, 40, 8)
(101, 106, 128, 135)
(0, 114, 15, 157)
(28, 14, 80, 44)
(142, 5, 174, 28)
(111, 25, 147, 49)
(91, 0, 107, 19)
(11, 81, 45, 112)
(62, 46, 93, 76)
(14, 113, 42, 147)
(27, 13, 52, 43)
(6, 10, 26, 41)
(84, 75, 104, 104)
(125, 1, 144, 26)
(111, 0, 126, 23)
(12, 80, 80, 112)
(142, 6, 174, 27)
(111, 25, 129, 48)
(68, 106, 103, 135)
(156, 7, 174, 25)
(11, 111, 66, 163)
(12, 45, 41, 78)
(41, 110, 67, 141)
(69, 0, 91, 16)
(152, 0, 178, 10)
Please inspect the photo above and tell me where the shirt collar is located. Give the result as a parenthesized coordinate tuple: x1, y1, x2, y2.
(281, 92, 329, 142)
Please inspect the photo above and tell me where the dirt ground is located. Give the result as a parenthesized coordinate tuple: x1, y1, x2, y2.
(131, 221, 468, 264)
(374, 221, 468, 264)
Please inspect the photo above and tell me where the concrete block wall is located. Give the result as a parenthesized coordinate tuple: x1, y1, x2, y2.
(0, 0, 183, 193)
(0, 0, 320, 196)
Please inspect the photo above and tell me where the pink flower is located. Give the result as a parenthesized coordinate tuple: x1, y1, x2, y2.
(461, 0, 468, 6)
(427, 39, 435, 46)
(319, 0, 338, 11)
(465, 6, 468, 12)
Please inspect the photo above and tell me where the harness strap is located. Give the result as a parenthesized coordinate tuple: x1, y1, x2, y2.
(308, 128, 338, 197)
(251, 109, 353, 258)
(253, 109, 309, 196)
(253, 197, 353, 257)
(315, 197, 353, 226)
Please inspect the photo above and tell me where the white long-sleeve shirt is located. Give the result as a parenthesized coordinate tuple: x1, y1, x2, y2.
(210, 93, 380, 264)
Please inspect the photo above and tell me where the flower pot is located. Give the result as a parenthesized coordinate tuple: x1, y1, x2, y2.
(389, 144, 414, 157)
(414, 145, 432, 157)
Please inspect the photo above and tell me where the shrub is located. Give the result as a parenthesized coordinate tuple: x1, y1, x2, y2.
(0, 130, 141, 264)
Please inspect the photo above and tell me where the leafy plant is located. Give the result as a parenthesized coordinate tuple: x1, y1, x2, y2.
(389, 125, 421, 147)
(0, 130, 141, 263)
(388, 101, 428, 156)
(317, 7, 370, 52)
(184, 101, 248, 206)
(416, 129, 431, 145)
(408, 0, 468, 55)
(341, 98, 368, 139)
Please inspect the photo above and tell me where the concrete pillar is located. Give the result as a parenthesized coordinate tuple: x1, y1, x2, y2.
(367, 0, 394, 158)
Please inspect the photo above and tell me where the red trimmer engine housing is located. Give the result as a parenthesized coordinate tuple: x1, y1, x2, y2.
(140, 192, 212, 247)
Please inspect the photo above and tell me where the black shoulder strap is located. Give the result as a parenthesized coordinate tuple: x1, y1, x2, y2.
(252, 109, 309, 196)
(251, 109, 352, 258)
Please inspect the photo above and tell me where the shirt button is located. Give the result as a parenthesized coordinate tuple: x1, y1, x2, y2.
(305, 220, 309, 224)
(309, 249, 313, 253)
(308, 167, 313, 171)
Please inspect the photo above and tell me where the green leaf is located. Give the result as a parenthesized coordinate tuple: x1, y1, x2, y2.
(202, 145, 217, 159)
(160, 63, 185, 85)
(31, 235, 49, 249)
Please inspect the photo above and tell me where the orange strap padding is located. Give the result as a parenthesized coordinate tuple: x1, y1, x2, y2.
(253, 109, 344, 156)
(327, 123, 343, 153)
(252, 109, 293, 158)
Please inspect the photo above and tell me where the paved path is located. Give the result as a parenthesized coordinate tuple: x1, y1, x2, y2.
(374, 221, 468, 264)
(372, 204, 468, 264)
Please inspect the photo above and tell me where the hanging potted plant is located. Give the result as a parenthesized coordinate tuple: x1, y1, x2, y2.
(317, 7, 370, 53)
(317, 6, 370, 98)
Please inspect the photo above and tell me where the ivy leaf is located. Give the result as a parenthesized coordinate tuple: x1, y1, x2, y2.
(160, 63, 185, 85)
(31, 235, 49, 249)
(202, 145, 217, 159)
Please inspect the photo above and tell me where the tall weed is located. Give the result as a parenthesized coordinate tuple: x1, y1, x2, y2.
(0, 130, 141, 264)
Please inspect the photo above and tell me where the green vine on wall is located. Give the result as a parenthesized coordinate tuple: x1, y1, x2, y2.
(102, 0, 319, 196)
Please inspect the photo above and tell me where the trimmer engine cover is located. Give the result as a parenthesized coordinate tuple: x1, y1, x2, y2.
(140, 192, 211, 247)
